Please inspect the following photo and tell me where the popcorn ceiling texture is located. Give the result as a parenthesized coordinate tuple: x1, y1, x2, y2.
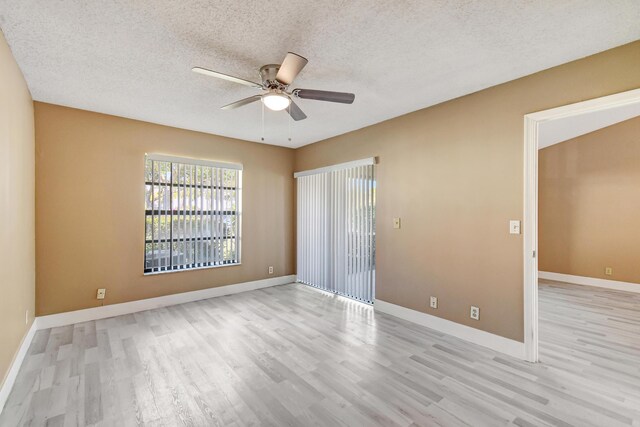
(0, 0, 639, 147)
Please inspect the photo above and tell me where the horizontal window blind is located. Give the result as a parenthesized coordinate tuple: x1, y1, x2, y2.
(297, 161, 375, 303)
(144, 155, 242, 274)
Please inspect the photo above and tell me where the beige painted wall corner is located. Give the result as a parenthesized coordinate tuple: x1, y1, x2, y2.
(0, 30, 36, 392)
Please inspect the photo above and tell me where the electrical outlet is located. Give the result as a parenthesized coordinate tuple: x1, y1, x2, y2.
(268, 266, 274, 275)
(393, 217, 401, 229)
(470, 306, 480, 320)
(96, 288, 106, 300)
(429, 296, 438, 309)
(605, 267, 613, 276)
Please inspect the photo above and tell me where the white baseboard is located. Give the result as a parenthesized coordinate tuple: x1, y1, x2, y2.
(0, 319, 39, 414)
(539, 271, 640, 294)
(374, 299, 526, 360)
(37, 275, 296, 330)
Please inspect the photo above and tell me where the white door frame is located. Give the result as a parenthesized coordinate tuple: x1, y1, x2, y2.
(523, 88, 640, 362)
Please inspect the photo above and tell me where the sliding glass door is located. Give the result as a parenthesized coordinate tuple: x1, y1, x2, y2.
(296, 159, 376, 303)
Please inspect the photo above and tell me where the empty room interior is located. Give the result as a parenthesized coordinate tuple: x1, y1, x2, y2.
(1, 2, 639, 426)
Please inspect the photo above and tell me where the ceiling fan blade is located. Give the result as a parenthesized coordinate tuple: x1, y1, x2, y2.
(192, 67, 262, 88)
(275, 52, 308, 85)
(287, 101, 307, 121)
(294, 89, 355, 104)
(221, 95, 262, 110)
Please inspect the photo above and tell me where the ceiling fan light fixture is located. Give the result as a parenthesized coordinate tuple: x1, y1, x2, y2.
(193, 52, 354, 121)
(262, 93, 291, 111)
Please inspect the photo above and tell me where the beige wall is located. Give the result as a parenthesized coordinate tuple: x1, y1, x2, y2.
(295, 41, 640, 342)
(0, 32, 35, 387)
(35, 103, 295, 316)
(539, 116, 640, 285)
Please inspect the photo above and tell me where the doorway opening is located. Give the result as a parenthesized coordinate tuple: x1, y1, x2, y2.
(523, 88, 640, 362)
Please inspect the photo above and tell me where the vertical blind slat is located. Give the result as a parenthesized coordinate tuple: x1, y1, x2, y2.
(217, 168, 222, 265)
(151, 160, 155, 271)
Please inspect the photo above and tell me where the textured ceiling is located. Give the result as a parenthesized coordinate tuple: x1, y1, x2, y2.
(1, 1, 639, 148)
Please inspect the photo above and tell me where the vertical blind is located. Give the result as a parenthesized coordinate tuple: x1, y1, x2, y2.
(296, 159, 376, 303)
(144, 154, 242, 273)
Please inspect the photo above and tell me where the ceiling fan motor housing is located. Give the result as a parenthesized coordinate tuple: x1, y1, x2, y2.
(260, 64, 286, 89)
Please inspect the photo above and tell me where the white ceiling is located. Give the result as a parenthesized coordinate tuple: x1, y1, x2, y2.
(1, 1, 639, 148)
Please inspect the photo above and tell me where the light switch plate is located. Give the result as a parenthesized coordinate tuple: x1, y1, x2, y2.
(429, 296, 438, 309)
(509, 220, 521, 234)
(97, 288, 106, 300)
(470, 306, 480, 320)
(393, 218, 401, 229)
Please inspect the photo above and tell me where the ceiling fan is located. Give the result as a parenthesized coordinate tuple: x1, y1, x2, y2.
(192, 52, 355, 121)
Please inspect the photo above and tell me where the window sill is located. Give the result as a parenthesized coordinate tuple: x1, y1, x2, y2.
(143, 262, 242, 276)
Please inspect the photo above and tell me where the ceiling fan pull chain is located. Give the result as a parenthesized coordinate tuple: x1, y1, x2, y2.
(288, 105, 292, 142)
(261, 101, 265, 141)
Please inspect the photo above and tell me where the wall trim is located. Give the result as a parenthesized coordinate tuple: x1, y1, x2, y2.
(539, 271, 640, 294)
(0, 319, 39, 414)
(374, 299, 526, 360)
(37, 275, 296, 330)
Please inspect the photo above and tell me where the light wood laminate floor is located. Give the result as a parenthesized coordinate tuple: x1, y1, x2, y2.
(1, 280, 640, 426)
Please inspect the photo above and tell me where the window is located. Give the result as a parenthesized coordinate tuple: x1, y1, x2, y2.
(144, 154, 242, 274)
